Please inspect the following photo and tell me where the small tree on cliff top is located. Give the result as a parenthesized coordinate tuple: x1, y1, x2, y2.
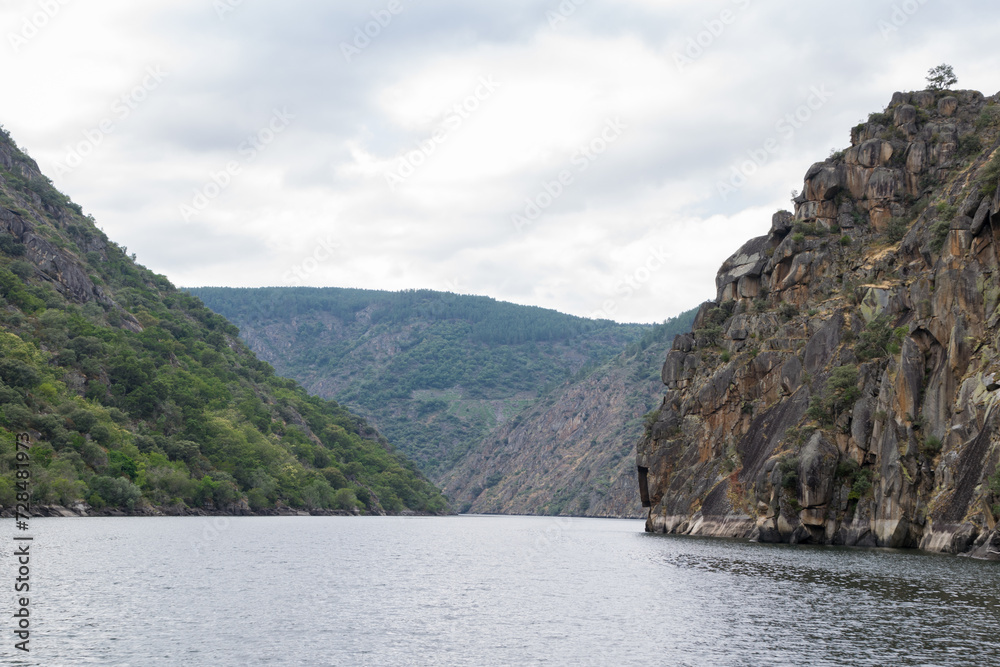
(926, 64, 957, 91)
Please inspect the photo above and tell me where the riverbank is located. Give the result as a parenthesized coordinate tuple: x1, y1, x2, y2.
(0, 503, 447, 518)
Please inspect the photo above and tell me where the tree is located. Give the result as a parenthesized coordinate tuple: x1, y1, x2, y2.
(926, 64, 957, 91)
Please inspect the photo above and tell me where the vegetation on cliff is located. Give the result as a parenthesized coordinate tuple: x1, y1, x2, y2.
(640, 87, 1000, 559)
(190, 286, 653, 477)
(440, 310, 696, 517)
(0, 126, 446, 515)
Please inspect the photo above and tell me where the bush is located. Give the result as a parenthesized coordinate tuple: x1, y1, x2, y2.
(976, 106, 1000, 131)
(642, 409, 659, 435)
(921, 435, 943, 456)
(957, 135, 982, 158)
(839, 234, 852, 246)
(868, 111, 893, 126)
(856, 315, 907, 361)
(0, 358, 39, 388)
(806, 366, 861, 426)
(0, 234, 26, 256)
(333, 488, 359, 511)
(848, 469, 874, 501)
(247, 488, 271, 510)
(930, 220, 950, 253)
(978, 153, 1000, 196)
(886, 217, 909, 243)
(779, 457, 799, 491)
(88, 475, 143, 510)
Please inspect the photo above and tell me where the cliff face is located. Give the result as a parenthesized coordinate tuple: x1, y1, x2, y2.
(440, 337, 669, 518)
(639, 89, 1000, 559)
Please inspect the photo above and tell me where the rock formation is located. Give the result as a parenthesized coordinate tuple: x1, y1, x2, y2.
(638, 89, 1000, 559)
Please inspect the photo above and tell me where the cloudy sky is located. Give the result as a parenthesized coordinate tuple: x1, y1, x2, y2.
(1, 0, 997, 323)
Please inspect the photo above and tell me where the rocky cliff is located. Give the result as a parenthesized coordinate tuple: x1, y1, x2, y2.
(440, 325, 678, 517)
(638, 89, 1000, 560)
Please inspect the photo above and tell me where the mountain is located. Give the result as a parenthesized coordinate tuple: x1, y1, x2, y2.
(188, 287, 662, 486)
(440, 312, 695, 517)
(639, 88, 1000, 559)
(0, 125, 445, 516)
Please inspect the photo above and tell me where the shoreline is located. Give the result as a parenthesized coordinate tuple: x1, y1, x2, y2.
(2, 504, 447, 519)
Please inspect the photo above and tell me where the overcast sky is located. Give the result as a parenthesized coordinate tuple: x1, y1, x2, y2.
(1, 0, 997, 323)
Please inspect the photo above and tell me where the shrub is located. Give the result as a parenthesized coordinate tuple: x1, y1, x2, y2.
(886, 217, 909, 243)
(247, 488, 271, 510)
(88, 475, 143, 510)
(642, 409, 659, 435)
(694, 324, 722, 347)
(978, 153, 1000, 196)
(921, 435, 943, 456)
(779, 457, 799, 491)
(0, 358, 39, 388)
(0, 234, 26, 256)
(778, 302, 798, 321)
(957, 135, 982, 158)
(856, 315, 907, 361)
(989, 468, 1000, 497)
(930, 220, 950, 253)
(333, 488, 359, 511)
(976, 105, 1000, 130)
(868, 111, 893, 126)
(839, 234, 852, 246)
(848, 469, 874, 501)
(806, 366, 861, 426)
(720, 351, 731, 363)
(791, 232, 805, 244)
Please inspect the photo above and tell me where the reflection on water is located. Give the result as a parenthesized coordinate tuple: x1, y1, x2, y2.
(3, 516, 998, 666)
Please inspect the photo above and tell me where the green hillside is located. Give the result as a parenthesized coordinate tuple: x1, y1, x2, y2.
(0, 125, 445, 515)
(189, 287, 652, 476)
(441, 308, 698, 517)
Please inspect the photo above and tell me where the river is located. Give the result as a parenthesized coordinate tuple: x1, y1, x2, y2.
(4, 515, 999, 665)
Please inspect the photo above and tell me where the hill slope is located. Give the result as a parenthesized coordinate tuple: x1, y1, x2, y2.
(441, 311, 696, 517)
(0, 125, 445, 516)
(639, 88, 1000, 559)
(189, 287, 651, 478)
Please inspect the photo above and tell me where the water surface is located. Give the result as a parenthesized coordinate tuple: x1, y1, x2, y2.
(5, 515, 999, 665)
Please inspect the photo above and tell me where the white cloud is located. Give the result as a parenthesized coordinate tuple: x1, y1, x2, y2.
(2, 0, 999, 322)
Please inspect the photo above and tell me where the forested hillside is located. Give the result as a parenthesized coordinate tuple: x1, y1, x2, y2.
(0, 125, 445, 516)
(440, 311, 696, 517)
(190, 287, 651, 477)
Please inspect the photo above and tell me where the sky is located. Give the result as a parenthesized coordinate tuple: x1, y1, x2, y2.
(1, 0, 998, 323)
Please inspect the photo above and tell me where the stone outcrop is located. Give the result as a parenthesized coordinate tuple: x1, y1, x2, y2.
(638, 89, 1000, 558)
(0, 136, 143, 330)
